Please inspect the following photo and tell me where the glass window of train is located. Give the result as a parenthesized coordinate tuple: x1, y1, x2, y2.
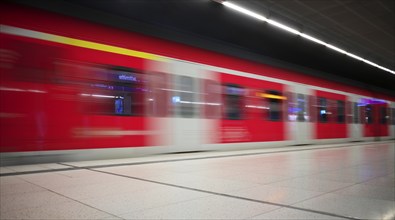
(318, 97, 328, 123)
(359, 105, 365, 124)
(204, 79, 221, 119)
(296, 94, 306, 122)
(286, 92, 296, 121)
(114, 67, 144, 116)
(309, 95, 316, 122)
(365, 104, 373, 124)
(82, 81, 134, 116)
(146, 72, 168, 117)
(225, 84, 243, 120)
(266, 90, 282, 121)
(379, 107, 388, 124)
(84, 66, 146, 116)
(346, 101, 352, 124)
(176, 75, 196, 118)
(392, 108, 395, 125)
(337, 100, 345, 123)
(353, 102, 359, 124)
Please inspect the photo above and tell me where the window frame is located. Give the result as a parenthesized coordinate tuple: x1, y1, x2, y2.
(266, 90, 283, 122)
(318, 97, 328, 123)
(224, 84, 244, 120)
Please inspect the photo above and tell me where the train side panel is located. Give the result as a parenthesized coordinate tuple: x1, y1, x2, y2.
(1, 3, 394, 163)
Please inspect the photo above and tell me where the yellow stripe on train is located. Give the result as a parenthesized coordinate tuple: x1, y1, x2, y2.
(256, 92, 287, 100)
(0, 24, 167, 62)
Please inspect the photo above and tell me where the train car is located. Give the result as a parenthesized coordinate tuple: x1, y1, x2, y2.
(1, 3, 394, 164)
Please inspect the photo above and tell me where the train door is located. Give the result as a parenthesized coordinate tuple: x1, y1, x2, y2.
(287, 85, 312, 145)
(390, 102, 395, 140)
(169, 60, 214, 152)
(361, 98, 389, 139)
(348, 95, 363, 141)
(145, 60, 220, 152)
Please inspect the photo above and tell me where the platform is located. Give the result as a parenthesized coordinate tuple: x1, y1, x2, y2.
(1, 141, 394, 219)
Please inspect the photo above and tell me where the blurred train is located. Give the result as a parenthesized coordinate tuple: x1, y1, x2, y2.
(1, 3, 394, 163)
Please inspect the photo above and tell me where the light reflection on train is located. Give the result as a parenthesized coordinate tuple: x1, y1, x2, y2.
(0, 3, 394, 163)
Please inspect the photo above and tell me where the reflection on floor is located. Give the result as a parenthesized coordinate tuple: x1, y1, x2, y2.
(1, 141, 394, 219)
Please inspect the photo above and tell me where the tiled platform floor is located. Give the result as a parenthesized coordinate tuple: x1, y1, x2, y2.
(1, 141, 394, 219)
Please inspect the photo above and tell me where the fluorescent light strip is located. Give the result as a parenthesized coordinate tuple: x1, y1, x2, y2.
(266, 19, 301, 35)
(220, 1, 395, 75)
(299, 33, 327, 46)
(223, 2, 267, 22)
(326, 44, 347, 54)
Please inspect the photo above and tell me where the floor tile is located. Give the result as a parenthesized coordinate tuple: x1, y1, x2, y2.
(80, 185, 209, 215)
(19, 170, 129, 190)
(231, 184, 324, 205)
(332, 183, 395, 201)
(361, 175, 395, 188)
(4, 164, 53, 172)
(1, 190, 71, 213)
(250, 207, 347, 219)
(119, 195, 280, 219)
(53, 178, 160, 200)
(269, 176, 354, 193)
(168, 176, 261, 194)
(223, 172, 292, 184)
(0, 176, 26, 185)
(0, 200, 113, 219)
(293, 193, 395, 220)
(0, 181, 45, 196)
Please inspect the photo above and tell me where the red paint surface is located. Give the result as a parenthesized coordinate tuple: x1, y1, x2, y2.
(1, 3, 393, 153)
(0, 33, 146, 152)
(315, 90, 347, 139)
(1, 3, 394, 101)
(220, 73, 285, 143)
(363, 103, 389, 137)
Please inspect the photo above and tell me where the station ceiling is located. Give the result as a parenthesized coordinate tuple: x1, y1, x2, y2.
(10, 0, 395, 95)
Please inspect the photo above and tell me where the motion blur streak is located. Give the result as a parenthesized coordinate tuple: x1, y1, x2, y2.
(0, 4, 394, 165)
(0, 25, 167, 62)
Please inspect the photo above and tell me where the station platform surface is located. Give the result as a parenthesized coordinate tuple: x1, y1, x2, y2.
(1, 141, 394, 219)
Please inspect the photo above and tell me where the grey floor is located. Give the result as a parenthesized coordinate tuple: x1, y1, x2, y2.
(1, 141, 394, 219)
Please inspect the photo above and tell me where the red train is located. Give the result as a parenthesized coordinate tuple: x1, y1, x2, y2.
(1, 3, 394, 162)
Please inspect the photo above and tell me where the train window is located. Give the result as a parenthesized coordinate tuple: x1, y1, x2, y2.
(318, 97, 328, 122)
(287, 92, 296, 121)
(392, 108, 395, 125)
(353, 102, 359, 124)
(346, 101, 352, 123)
(81, 66, 143, 116)
(297, 94, 307, 122)
(309, 95, 316, 122)
(146, 72, 168, 117)
(380, 107, 388, 124)
(174, 75, 196, 118)
(266, 90, 282, 121)
(204, 79, 221, 119)
(225, 84, 244, 120)
(365, 104, 373, 124)
(337, 100, 345, 123)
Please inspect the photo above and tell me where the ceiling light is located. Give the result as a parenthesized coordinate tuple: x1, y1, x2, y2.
(266, 19, 301, 35)
(215, 0, 395, 75)
(325, 44, 347, 54)
(222, 1, 268, 22)
(299, 33, 327, 46)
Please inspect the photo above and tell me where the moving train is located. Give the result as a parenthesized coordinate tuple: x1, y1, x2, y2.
(1, 3, 394, 163)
